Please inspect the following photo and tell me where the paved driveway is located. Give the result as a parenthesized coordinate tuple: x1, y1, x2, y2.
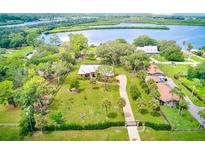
(116, 75, 141, 141)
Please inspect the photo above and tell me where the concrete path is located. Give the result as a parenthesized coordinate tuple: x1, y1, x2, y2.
(116, 75, 141, 141)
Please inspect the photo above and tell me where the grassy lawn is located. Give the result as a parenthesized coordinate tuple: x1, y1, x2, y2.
(139, 128, 205, 141)
(48, 69, 124, 125)
(190, 54, 205, 62)
(0, 105, 20, 124)
(115, 67, 166, 125)
(159, 64, 205, 107)
(152, 55, 168, 62)
(161, 106, 199, 129)
(0, 127, 20, 141)
(24, 127, 128, 141)
(5, 46, 34, 58)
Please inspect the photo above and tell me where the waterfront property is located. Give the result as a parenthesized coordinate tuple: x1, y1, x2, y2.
(78, 64, 114, 78)
(136, 46, 159, 54)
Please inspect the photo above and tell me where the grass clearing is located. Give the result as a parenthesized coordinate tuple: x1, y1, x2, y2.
(161, 106, 199, 129)
(139, 127, 205, 141)
(0, 127, 20, 141)
(190, 55, 205, 62)
(48, 69, 124, 125)
(0, 105, 20, 124)
(24, 127, 128, 141)
(5, 46, 34, 58)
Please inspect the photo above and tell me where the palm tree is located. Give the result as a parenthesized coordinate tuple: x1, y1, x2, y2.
(150, 98, 160, 114)
(136, 97, 147, 114)
(102, 99, 112, 115)
(170, 87, 185, 115)
(178, 99, 187, 115)
(117, 97, 126, 110)
(192, 79, 201, 96)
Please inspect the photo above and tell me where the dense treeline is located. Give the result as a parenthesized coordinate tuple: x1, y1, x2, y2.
(0, 18, 96, 48)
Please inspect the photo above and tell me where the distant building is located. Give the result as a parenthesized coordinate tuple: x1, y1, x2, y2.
(78, 64, 114, 78)
(136, 46, 159, 54)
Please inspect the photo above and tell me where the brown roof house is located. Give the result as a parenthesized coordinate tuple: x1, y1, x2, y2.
(147, 64, 164, 76)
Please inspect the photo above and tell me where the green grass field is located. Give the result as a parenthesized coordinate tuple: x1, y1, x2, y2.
(24, 127, 128, 141)
(152, 55, 169, 62)
(0, 127, 20, 141)
(48, 69, 124, 125)
(5, 46, 34, 58)
(139, 128, 205, 141)
(190, 55, 205, 62)
(161, 106, 199, 129)
(0, 105, 20, 124)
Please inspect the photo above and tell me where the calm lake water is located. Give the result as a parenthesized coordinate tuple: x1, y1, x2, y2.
(44, 23, 205, 48)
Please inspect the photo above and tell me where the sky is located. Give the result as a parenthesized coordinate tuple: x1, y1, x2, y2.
(0, 0, 205, 13)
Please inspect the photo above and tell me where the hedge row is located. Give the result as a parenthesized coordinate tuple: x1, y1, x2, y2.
(145, 122, 172, 130)
(43, 121, 125, 131)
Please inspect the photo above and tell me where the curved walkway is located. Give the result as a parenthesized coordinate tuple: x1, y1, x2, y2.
(116, 75, 141, 141)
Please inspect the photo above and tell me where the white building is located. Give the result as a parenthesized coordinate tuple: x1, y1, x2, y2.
(136, 46, 159, 54)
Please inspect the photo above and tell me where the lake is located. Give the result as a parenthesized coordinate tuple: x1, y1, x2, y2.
(43, 23, 205, 48)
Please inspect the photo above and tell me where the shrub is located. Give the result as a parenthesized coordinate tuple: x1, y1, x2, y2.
(69, 79, 80, 90)
(145, 122, 171, 130)
(130, 85, 141, 100)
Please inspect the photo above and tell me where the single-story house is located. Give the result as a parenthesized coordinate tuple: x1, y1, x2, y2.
(147, 64, 164, 76)
(136, 46, 159, 54)
(157, 83, 180, 106)
(78, 64, 114, 78)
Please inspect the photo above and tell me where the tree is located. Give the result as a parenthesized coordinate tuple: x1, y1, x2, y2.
(136, 70, 147, 81)
(199, 109, 205, 119)
(69, 79, 80, 90)
(187, 43, 193, 51)
(26, 31, 38, 46)
(97, 65, 114, 90)
(133, 35, 157, 47)
(50, 34, 61, 46)
(191, 79, 202, 96)
(69, 34, 88, 58)
(34, 113, 45, 133)
(102, 99, 112, 115)
(0, 80, 15, 106)
(150, 98, 160, 115)
(170, 87, 185, 115)
(117, 97, 126, 110)
(19, 106, 36, 136)
(136, 97, 147, 114)
(130, 85, 141, 100)
(120, 51, 150, 72)
(9, 33, 25, 48)
(178, 99, 187, 115)
(97, 39, 134, 65)
(157, 40, 184, 61)
(90, 78, 97, 89)
(49, 112, 64, 128)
